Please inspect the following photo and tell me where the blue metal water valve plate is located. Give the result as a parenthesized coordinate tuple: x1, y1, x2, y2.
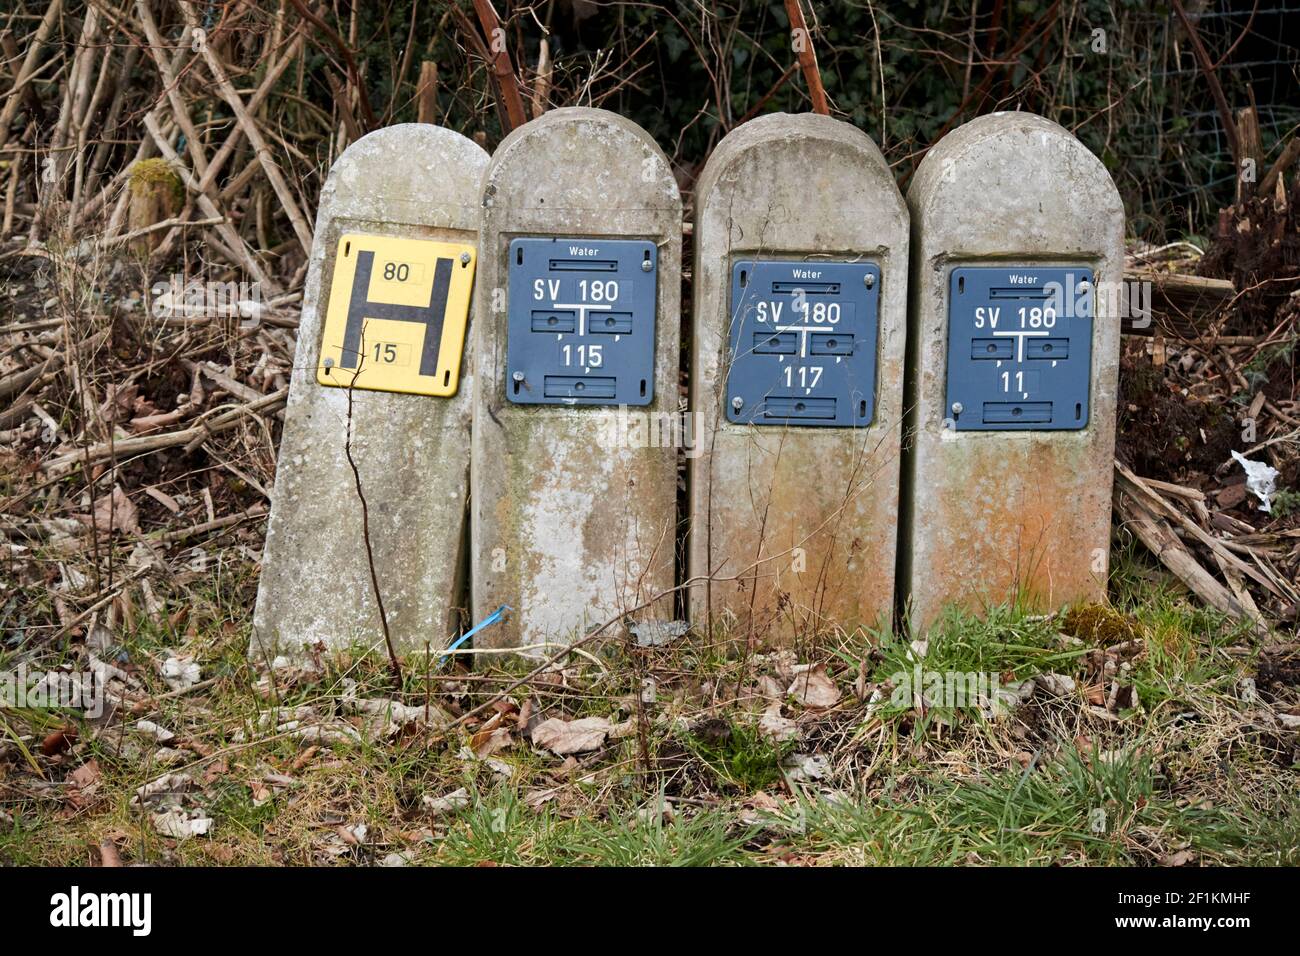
(506, 237, 657, 406)
(945, 266, 1093, 431)
(724, 260, 880, 428)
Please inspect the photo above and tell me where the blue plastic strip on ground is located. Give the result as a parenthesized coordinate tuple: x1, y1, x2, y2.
(439, 604, 512, 667)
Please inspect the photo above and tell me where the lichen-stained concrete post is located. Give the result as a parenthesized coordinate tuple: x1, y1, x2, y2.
(903, 112, 1124, 633)
(471, 108, 681, 651)
(689, 113, 909, 637)
(253, 125, 488, 658)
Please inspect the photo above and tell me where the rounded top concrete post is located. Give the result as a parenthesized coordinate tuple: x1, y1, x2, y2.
(481, 106, 680, 217)
(901, 110, 1125, 633)
(471, 107, 682, 650)
(695, 112, 906, 248)
(908, 112, 1123, 259)
(255, 123, 489, 658)
(688, 112, 909, 634)
(318, 123, 489, 229)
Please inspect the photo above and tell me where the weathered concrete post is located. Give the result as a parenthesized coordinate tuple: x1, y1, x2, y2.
(902, 112, 1124, 633)
(471, 108, 681, 650)
(253, 125, 488, 657)
(689, 113, 909, 637)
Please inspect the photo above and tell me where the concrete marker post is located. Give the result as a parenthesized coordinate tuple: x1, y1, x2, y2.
(471, 107, 682, 650)
(253, 124, 488, 657)
(689, 113, 909, 637)
(902, 112, 1124, 633)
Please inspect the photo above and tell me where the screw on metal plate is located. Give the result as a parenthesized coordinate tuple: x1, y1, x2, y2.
(323, 358, 334, 369)
(460, 252, 471, 265)
(640, 259, 653, 272)
(864, 273, 875, 289)
(512, 371, 525, 383)
(951, 402, 963, 416)
(1076, 279, 1090, 295)
(731, 396, 743, 411)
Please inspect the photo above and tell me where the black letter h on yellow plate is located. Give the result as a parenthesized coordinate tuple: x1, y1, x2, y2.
(340, 250, 452, 376)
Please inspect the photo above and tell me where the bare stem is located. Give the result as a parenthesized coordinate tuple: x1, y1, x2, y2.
(342, 352, 403, 690)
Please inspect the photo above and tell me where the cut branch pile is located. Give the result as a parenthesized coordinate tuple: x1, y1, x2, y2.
(1116, 229, 1299, 632)
(1114, 461, 1298, 635)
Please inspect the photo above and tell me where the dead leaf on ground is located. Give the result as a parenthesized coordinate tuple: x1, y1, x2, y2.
(782, 753, 830, 782)
(134, 719, 176, 742)
(524, 786, 562, 809)
(290, 747, 318, 772)
(132, 771, 195, 806)
(787, 666, 841, 709)
(142, 486, 180, 513)
(516, 699, 533, 732)
(41, 726, 76, 756)
(530, 716, 613, 755)
(69, 760, 100, 787)
(77, 486, 140, 535)
(67, 760, 102, 809)
(471, 726, 514, 759)
(290, 723, 361, 748)
(151, 808, 213, 840)
(422, 788, 470, 815)
(97, 837, 122, 867)
(161, 654, 200, 691)
(204, 845, 236, 864)
(1034, 673, 1077, 696)
(336, 822, 367, 846)
(759, 704, 800, 742)
(102, 383, 162, 424)
(341, 694, 453, 742)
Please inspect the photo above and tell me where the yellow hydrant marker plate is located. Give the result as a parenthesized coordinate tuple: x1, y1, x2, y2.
(317, 234, 476, 397)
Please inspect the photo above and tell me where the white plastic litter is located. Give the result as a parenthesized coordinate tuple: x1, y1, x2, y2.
(1230, 451, 1281, 513)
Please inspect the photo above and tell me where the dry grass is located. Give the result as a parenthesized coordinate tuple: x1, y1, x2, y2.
(2, 532, 1296, 866)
